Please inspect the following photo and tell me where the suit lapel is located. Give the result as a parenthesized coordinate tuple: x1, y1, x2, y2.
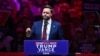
(38, 20, 43, 40)
(49, 21, 56, 40)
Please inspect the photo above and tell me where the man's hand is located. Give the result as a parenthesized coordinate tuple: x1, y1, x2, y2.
(26, 27, 31, 37)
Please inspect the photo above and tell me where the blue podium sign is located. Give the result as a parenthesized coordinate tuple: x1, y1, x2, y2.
(24, 40, 69, 55)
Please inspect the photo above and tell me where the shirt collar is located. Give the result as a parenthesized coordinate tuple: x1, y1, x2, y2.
(43, 18, 52, 25)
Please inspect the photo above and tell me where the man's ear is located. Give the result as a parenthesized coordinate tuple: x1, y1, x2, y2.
(51, 13, 53, 17)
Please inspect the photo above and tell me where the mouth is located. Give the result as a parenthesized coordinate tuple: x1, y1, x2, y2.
(43, 16, 48, 18)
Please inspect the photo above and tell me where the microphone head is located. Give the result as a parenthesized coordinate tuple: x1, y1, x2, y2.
(44, 20, 48, 26)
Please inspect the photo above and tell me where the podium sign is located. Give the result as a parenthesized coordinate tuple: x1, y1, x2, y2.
(24, 40, 69, 55)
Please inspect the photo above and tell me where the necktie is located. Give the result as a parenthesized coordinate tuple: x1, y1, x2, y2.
(42, 21, 48, 40)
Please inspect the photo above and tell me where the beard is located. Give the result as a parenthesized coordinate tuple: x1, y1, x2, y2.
(42, 16, 50, 20)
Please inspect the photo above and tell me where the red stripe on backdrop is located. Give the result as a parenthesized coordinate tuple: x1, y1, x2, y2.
(0, 52, 28, 56)
(0, 52, 100, 56)
(75, 53, 100, 56)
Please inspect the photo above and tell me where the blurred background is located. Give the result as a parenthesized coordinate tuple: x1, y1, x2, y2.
(0, 0, 100, 56)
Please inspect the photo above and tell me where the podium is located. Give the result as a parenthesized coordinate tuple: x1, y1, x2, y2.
(24, 40, 69, 55)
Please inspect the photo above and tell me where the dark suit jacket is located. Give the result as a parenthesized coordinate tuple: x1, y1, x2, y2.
(30, 20, 64, 40)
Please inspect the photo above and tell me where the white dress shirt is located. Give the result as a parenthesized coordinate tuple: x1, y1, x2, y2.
(41, 19, 52, 40)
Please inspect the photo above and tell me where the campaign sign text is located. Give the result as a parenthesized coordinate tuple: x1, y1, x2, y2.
(24, 40, 69, 55)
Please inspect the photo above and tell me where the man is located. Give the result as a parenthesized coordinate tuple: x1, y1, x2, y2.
(26, 5, 64, 40)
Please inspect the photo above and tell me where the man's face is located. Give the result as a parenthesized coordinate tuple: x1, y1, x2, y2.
(42, 8, 52, 20)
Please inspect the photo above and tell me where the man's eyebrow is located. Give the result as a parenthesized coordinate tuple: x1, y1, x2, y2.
(44, 12, 49, 13)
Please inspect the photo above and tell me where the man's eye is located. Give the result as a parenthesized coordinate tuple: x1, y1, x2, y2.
(46, 12, 49, 14)
(43, 12, 49, 14)
(43, 12, 46, 14)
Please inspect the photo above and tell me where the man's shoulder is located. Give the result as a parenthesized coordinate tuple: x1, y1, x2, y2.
(52, 20, 61, 26)
(34, 20, 42, 24)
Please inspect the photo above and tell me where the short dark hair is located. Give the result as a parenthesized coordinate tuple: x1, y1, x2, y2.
(42, 5, 53, 13)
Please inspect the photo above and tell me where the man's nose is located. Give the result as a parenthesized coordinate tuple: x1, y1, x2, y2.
(44, 13, 47, 16)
